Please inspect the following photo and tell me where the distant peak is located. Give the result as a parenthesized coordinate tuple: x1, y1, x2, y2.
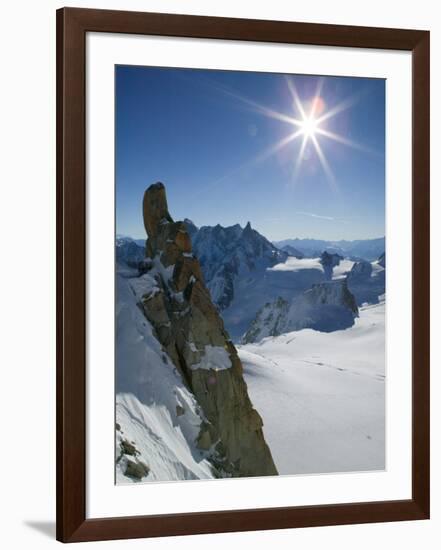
(244, 221, 252, 231)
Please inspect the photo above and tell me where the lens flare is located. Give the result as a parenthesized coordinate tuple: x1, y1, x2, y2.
(199, 75, 371, 194)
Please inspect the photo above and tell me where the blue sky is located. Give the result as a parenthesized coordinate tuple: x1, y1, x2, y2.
(116, 66, 385, 241)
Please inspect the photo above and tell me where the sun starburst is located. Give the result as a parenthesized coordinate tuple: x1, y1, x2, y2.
(242, 75, 369, 190)
(300, 115, 319, 138)
(198, 74, 372, 195)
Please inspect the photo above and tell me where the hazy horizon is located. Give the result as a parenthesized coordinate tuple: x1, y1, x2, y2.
(117, 217, 385, 245)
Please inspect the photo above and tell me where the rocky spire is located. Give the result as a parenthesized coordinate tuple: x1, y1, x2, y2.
(142, 183, 172, 235)
(139, 182, 278, 478)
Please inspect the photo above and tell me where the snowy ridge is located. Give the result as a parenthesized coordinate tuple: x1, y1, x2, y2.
(242, 279, 358, 343)
(116, 271, 215, 482)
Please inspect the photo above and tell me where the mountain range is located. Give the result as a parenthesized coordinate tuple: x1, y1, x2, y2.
(117, 222, 385, 341)
(274, 237, 385, 261)
(190, 221, 287, 311)
(115, 182, 386, 482)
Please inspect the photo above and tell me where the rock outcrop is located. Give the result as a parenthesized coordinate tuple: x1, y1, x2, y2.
(183, 218, 199, 239)
(320, 251, 343, 280)
(138, 182, 277, 478)
(346, 258, 385, 306)
(347, 259, 373, 282)
(281, 244, 304, 259)
(241, 296, 290, 343)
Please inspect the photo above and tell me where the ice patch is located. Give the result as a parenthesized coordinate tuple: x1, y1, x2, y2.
(190, 346, 232, 371)
(371, 260, 385, 277)
(128, 273, 160, 300)
(332, 259, 355, 279)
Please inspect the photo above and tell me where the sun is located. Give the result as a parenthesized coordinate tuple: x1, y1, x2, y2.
(208, 75, 370, 192)
(300, 115, 319, 138)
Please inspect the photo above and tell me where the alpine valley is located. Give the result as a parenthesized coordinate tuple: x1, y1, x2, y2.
(115, 183, 386, 483)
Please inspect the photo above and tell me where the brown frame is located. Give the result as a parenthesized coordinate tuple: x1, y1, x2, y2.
(56, 7, 430, 543)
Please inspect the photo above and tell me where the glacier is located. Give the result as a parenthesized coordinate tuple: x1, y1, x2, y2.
(239, 299, 386, 475)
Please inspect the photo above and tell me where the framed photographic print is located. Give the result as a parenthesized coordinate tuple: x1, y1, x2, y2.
(56, 7, 430, 543)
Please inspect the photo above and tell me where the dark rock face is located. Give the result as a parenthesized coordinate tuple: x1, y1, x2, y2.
(117, 437, 150, 481)
(320, 251, 343, 280)
(347, 259, 372, 281)
(242, 297, 290, 344)
(125, 459, 150, 480)
(120, 439, 138, 456)
(191, 222, 287, 311)
(281, 244, 304, 259)
(346, 259, 385, 306)
(305, 279, 358, 316)
(139, 182, 278, 478)
(378, 252, 386, 268)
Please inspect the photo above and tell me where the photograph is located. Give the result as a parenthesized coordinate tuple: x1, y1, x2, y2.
(0, 1, 432, 546)
(114, 65, 386, 483)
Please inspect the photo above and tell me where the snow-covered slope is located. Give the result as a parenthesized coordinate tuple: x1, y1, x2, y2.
(116, 270, 215, 483)
(220, 263, 326, 341)
(239, 300, 385, 475)
(242, 279, 358, 343)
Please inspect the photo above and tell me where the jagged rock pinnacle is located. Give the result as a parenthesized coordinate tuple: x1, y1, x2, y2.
(143, 182, 191, 262)
(138, 182, 278, 478)
(143, 182, 173, 239)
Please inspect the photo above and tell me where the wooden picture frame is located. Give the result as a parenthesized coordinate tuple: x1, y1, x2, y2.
(56, 7, 430, 543)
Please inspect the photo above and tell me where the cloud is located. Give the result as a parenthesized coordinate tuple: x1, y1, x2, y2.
(296, 211, 336, 221)
(295, 211, 351, 224)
